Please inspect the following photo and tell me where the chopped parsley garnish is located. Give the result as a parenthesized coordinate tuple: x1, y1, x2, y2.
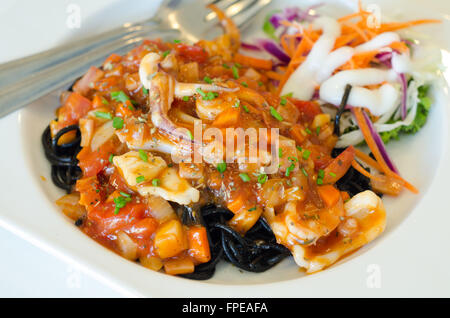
(204, 91, 218, 100)
(101, 97, 109, 105)
(203, 76, 213, 84)
(232, 100, 240, 108)
(114, 196, 131, 214)
(142, 87, 149, 95)
(152, 179, 160, 187)
(196, 88, 217, 100)
(108, 154, 114, 164)
(305, 128, 312, 134)
(94, 111, 112, 120)
(111, 91, 131, 104)
(232, 65, 239, 79)
(182, 96, 190, 102)
(257, 173, 268, 184)
(279, 148, 283, 158)
(196, 87, 206, 98)
(112, 117, 124, 129)
(296, 146, 303, 152)
(270, 106, 283, 121)
(317, 178, 324, 185)
(239, 173, 251, 182)
(329, 172, 337, 177)
(302, 149, 311, 160)
(258, 81, 264, 87)
(280, 98, 287, 106)
(216, 162, 227, 173)
(120, 192, 131, 198)
(316, 126, 321, 135)
(282, 92, 293, 98)
(173, 39, 181, 43)
(318, 169, 325, 179)
(241, 82, 248, 87)
(248, 207, 257, 212)
(301, 167, 308, 177)
(162, 50, 171, 57)
(138, 149, 148, 162)
(285, 163, 295, 177)
(242, 105, 250, 113)
(136, 176, 146, 184)
(187, 130, 193, 140)
(222, 63, 230, 69)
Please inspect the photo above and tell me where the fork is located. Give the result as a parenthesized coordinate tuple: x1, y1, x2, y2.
(0, 0, 271, 119)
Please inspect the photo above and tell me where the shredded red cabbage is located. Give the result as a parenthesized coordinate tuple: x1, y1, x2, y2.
(241, 42, 261, 51)
(399, 73, 408, 120)
(375, 51, 393, 68)
(269, 5, 321, 28)
(256, 39, 291, 64)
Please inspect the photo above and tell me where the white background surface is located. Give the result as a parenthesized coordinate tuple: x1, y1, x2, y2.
(0, 0, 449, 298)
(0, 0, 163, 298)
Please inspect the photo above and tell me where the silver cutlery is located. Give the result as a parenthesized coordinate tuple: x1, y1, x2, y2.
(0, 0, 271, 118)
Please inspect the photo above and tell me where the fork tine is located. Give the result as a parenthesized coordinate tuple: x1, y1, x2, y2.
(231, 0, 271, 29)
(204, 0, 241, 22)
(203, 0, 270, 27)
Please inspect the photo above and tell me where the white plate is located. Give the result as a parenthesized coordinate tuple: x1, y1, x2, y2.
(1, 0, 450, 297)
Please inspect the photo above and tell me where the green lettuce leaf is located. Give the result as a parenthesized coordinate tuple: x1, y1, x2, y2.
(380, 85, 432, 143)
(262, 10, 281, 41)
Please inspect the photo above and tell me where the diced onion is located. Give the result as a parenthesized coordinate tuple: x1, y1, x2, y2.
(55, 193, 86, 221)
(147, 195, 176, 223)
(90, 120, 115, 151)
(140, 255, 163, 271)
(116, 231, 138, 260)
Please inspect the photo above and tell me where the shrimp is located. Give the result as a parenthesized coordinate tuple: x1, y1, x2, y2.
(270, 190, 386, 273)
(195, 87, 268, 122)
(269, 197, 345, 247)
(115, 116, 191, 158)
(139, 52, 237, 142)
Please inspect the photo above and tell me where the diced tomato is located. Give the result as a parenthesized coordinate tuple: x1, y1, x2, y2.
(76, 176, 102, 210)
(123, 218, 159, 241)
(56, 92, 92, 130)
(103, 53, 122, 68)
(77, 138, 118, 177)
(72, 66, 104, 96)
(88, 201, 148, 236)
(109, 168, 133, 193)
(317, 185, 341, 207)
(174, 43, 209, 63)
(290, 99, 322, 123)
(307, 144, 333, 170)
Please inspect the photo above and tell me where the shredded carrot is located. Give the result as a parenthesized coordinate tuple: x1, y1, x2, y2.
(276, 0, 439, 102)
(378, 19, 441, 33)
(389, 41, 409, 53)
(265, 71, 284, 81)
(317, 185, 341, 207)
(234, 53, 273, 70)
(339, 50, 379, 70)
(351, 160, 385, 182)
(342, 21, 369, 42)
(352, 107, 418, 193)
(354, 148, 382, 171)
